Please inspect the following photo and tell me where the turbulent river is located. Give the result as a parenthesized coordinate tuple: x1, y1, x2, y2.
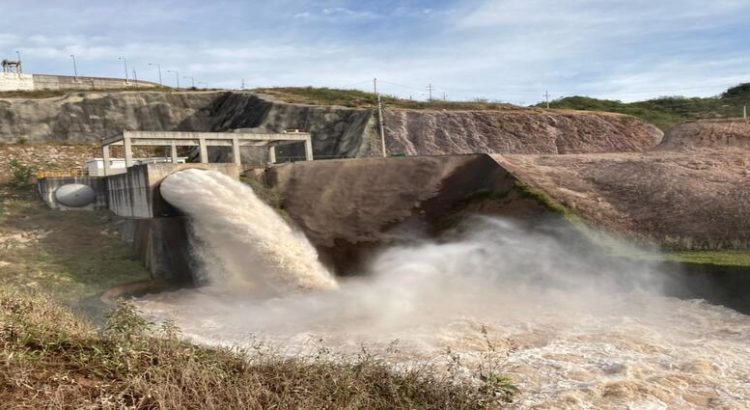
(137, 169, 750, 409)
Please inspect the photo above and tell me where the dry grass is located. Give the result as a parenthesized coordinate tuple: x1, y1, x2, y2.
(257, 86, 525, 111)
(0, 290, 513, 409)
(0, 183, 150, 307)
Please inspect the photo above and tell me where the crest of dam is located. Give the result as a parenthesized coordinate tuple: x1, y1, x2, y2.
(159, 169, 337, 295)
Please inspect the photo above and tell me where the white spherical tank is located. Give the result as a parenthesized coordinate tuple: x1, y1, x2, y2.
(54, 184, 97, 207)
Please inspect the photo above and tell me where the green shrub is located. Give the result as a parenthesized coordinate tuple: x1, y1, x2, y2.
(9, 159, 34, 186)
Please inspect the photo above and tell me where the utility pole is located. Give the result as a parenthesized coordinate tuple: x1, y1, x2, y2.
(15, 51, 21, 73)
(374, 78, 387, 157)
(148, 63, 162, 86)
(427, 83, 433, 101)
(69, 54, 78, 79)
(544, 90, 551, 109)
(167, 70, 179, 88)
(241, 79, 245, 90)
(442, 92, 447, 101)
(132, 69, 138, 87)
(118, 57, 128, 82)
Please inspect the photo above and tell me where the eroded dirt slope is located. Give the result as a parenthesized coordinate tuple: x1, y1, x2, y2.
(494, 150, 750, 249)
(385, 109, 663, 155)
(657, 119, 750, 151)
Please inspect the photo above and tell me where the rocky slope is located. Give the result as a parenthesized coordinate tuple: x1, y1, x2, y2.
(0, 144, 96, 183)
(0, 92, 219, 143)
(384, 109, 663, 155)
(1, 91, 663, 159)
(657, 119, 750, 151)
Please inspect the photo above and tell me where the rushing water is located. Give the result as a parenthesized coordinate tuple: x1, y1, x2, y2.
(139, 169, 750, 409)
(159, 169, 337, 293)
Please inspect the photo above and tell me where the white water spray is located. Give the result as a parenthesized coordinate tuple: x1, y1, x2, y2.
(159, 169, 337, 294)
(142, 173, 750, 409)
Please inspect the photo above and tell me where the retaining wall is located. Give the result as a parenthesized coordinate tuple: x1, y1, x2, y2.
(37, 176, 108, 210)
(0, 73, 33, 91)
(118, 217, 195, 285)
(0, 73, 159, 91)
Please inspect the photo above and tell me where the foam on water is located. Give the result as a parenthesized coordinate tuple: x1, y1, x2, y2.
(143, 171, 750, 409)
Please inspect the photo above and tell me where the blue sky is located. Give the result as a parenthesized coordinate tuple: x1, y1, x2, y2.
(1, 0, 748, 103)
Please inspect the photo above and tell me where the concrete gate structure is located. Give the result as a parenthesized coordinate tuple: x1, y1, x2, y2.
(100, 130, 314, 176)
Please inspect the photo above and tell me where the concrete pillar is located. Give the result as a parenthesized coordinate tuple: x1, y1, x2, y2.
(123, 135, 133, 167)
(102, 144, 111, 176)
(268, 145, 277, 164)
(304, 137, 314, 161)
(232, 137, 241, 165)
(198, 138, 208, 163)
(170, 142, 178, 164)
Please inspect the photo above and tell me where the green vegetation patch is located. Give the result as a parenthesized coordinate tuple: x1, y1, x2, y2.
(542, 82, 750, 131)
(513, 181, 571, 217)
(664, 250, 750, 267)
(0, 184, 149, 304)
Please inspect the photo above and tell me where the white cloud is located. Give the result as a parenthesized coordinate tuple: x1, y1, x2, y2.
(0, 0, 748, 103)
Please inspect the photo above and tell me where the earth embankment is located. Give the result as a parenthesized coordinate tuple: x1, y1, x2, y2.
(494, 150, 750, 249)
(384, 109, 663, 155)
(657, 119, 750, 151)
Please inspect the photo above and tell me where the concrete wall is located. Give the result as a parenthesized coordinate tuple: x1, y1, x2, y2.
(118, 217, 196, 285)
(107, 163, 241, 218)
(37, 176, 108, 210)
(0, 73, 159, 91)
(32, 74, 159, 91)
(0, 72, 33, 91)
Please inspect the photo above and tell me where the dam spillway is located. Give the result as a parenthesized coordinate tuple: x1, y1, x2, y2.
(159, 169, 337, 293)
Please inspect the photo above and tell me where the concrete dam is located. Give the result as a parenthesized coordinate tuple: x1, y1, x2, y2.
(127, 159, 750, 410)
(34, 151, 750, 409)
(23, 92, 750, 408)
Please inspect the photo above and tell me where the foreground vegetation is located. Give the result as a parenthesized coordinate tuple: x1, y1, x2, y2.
(542, 83, 750, 130)
(0, 178, 514, 408)
(0, 289, 512, 409)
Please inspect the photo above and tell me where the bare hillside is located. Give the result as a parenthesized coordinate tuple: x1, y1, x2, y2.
(385, 109, 663, 155)
(657, 119, 750, 151)
(494, 150, 750, 249)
